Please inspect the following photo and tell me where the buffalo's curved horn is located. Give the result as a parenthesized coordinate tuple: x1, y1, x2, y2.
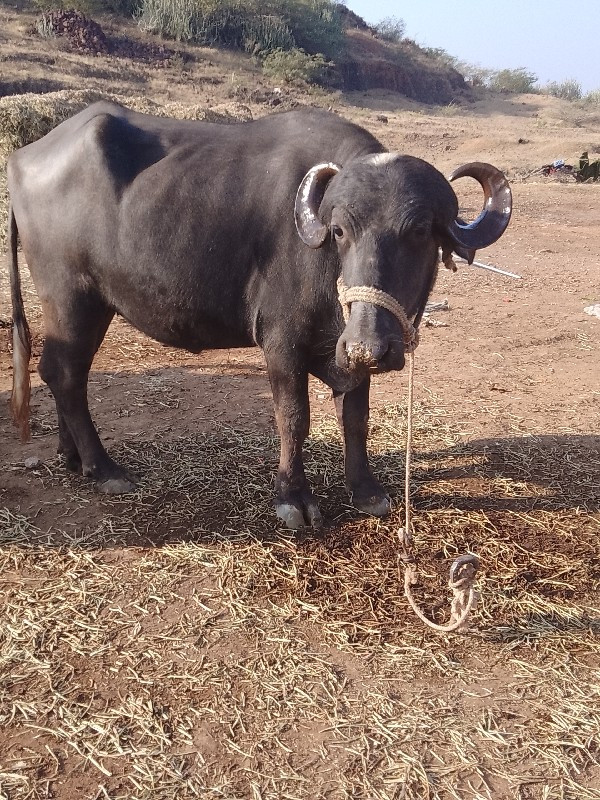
(448, 162, 512, 262)
(295, 162, 341, 248)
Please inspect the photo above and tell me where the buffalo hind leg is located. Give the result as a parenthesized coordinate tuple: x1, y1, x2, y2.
(267, 354, 322, 530)
(334, 377, 390, 517)
(57, 411, 82, 473)
(38, 298, 136, 494)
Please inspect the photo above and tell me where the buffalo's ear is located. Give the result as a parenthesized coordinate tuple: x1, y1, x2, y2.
(437, 230, 475, 270)
(445, 223, 476, 265)
(294, 162, 340, 248)
(452, 242, 476, 264)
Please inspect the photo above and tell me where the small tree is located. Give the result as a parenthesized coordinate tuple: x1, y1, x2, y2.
(374, 16, 405, 43)
(422, 47, 459, 68)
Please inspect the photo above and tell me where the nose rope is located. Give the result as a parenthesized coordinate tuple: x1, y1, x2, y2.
(336, 278, 419, 352)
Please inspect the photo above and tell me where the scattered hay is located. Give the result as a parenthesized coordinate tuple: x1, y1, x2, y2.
(1, 400, 599, 799)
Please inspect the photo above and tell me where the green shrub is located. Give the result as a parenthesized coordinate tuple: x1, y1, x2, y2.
(30, 0, 149, 17)
(488, 67, 538, 93)
(137, 0, 344, 59)
(284, 0, 344, 60)
(544, 79, 582, 101)
(422, 47, 458, 68)
(261, 47, 328, 84)
(140, 0, 293, 50)
(138, 0, 191, 41)
(31, 0, 101, 13)
(35, 13, 57, 37)
(456, 63, 494, 87)
(242, 13, 295, 55)
(31, 0, 140, 14)
(374, 15, 405, 43)
(102, 0, 142, 16)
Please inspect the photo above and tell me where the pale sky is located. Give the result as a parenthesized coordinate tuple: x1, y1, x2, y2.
(344, 0, 599, 93)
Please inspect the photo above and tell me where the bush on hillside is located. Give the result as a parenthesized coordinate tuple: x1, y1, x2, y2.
(284, 0, 344, 60)
(103, 0, 141, 15)
(420, 50, 491, 88)
(31, 0, 143, 18)
(138, 0, 344, 61)
(421, 47, 458, 68)
(32, 0, 98, 13)
(261, 47, 329, 84)
(374, 15, 405, 43)
(139, 0, 292, 52)
(488, 67, 538, 93)
(424, 55, 538, 94)
(544, 79, 582, 101)
(583, 89, 600, 105)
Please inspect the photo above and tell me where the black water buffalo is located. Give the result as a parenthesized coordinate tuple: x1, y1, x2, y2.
(7, 103, 511, 528)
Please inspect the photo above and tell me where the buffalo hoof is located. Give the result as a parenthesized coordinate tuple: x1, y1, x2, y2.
(276, 500, 323, 530)
(352, 492, 391, 518)
(97, 475, 138, 495)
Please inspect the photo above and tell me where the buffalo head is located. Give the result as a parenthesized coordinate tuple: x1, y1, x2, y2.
(294, 153, 511, 381)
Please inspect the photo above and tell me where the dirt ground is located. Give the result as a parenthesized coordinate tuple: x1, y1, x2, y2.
(1, 6, 599, 800)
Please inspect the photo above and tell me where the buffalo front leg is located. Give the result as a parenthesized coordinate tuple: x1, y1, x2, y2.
(334, 377, 391, 517)
(267, 358, 322, 530)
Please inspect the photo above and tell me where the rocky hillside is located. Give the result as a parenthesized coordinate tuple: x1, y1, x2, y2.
(0, 3, 469, 106)
(337, 7, 468, 103)
(339, 29, 467, 103)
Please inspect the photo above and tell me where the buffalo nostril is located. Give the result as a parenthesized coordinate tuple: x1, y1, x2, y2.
(346, 341, 387, 368)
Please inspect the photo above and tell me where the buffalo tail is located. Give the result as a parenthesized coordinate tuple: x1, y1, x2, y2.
(8, 203, 32, 441)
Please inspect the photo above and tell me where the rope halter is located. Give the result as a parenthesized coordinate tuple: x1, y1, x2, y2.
(337, 278, 420, 353)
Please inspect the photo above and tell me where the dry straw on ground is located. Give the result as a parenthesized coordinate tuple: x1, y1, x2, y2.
(1, 89, 599, 800)
(1, 385, 599, 799)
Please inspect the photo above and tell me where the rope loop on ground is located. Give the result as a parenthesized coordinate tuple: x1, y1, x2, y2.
(400, 552, 480, 633)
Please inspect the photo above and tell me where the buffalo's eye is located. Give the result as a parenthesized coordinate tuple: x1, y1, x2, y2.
(410, 223, 432, 241)
(332, 225, 344, 241)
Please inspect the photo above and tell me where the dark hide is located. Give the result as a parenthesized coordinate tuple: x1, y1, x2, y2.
(7, 104, 507, 528)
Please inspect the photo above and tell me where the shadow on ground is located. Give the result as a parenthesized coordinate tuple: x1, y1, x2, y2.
(2, 365, 598, 554)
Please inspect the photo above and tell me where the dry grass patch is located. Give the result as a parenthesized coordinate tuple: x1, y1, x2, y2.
(1, 398, 599, 799)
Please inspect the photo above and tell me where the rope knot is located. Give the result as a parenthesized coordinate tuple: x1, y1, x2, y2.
(337, 278, 419, 351)
(401, 538, 480, 634)
(441, 250, 458, 272)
